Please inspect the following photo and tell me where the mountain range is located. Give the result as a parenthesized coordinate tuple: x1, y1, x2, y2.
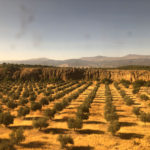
(1, 54, 150, 68)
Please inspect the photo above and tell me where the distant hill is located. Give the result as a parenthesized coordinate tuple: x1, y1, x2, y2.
(1, 54, 150, 68)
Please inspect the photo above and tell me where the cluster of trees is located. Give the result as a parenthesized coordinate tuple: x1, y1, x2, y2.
(140, 94, 149, 101)
(132, 80, 150, 94)
(67, 82, 100, 131)
(114, 82, 134, 106)
(57, 135, 74, 149)
(0, 111, 14, 127)
(0, 127, 25, 150)
(132, 107, 150, 125)
(52, 81, 85, 100)
(43, 82, 92, 120)
(120, 79, 131, 88)
(104, 84, 120, 136)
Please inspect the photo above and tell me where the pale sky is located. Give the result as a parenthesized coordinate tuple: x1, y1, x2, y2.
(0, 0, 150, 60)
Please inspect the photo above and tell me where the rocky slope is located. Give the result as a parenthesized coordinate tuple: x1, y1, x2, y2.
(1, 66, 150, 82)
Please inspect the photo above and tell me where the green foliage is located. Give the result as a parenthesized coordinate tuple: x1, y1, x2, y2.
(17, 106, 30, 117)
(0, 141, 16, 150)
(124, 96, 134, 105)
(140, 94, 149, 101)
(140, 112, 150, 125)
(19, 98, 28, 105)
(40, 97, 49, 106)
(9, 128, 25, 145)
(31, 102, 42, 111)
(43, 108, 56, 119)
(108, 120, 120, 136)
(67, 118, 83, 130)
(120, 79, 131, 88)
(101, 78, 113, 84)
(0, 112, 14, 127)
(57, 135, 74, 148)
(132, 107, 141, 118)
(7, 100, 17, 109)
(32, 117, 49, 130)
(132, 88, 140, 94)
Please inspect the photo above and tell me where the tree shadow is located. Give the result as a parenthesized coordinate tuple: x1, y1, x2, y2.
(120, 122, 137, 127)
(43, 128, 68, 134)
(8, 125, 33, 130)
(118, 133, 144, 140)
(92, 101, 104, 104)
(59, 111, 75, 115)
(116, 109, 124, 112)
(90, 113, 100, 116)
(70, 146, 94, 150)
(0, 138, 10, 143)
(133, 103, 141, 106)
(21, 141, 47, 148)
(77, 129, 104, 135)
(118, 115, 128, 118)
(24, 116, 41, 120)
(54, 117, 69, 122)
(84, 121, 105, 125)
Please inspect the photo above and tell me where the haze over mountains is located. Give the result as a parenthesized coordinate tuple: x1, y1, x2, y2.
(1, 54, 150, 68)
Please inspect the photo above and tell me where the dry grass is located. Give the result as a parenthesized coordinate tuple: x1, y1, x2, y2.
(0, 82, 150, 150)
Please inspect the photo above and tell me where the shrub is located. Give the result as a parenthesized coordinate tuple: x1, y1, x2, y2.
(108, 120, 120, 136)
(7, 100, 18, 109)
(17, 106, 30, 118)
(140, 94, 149, 101)
(32, 117, 49, 130)
(0, 141, 16, 150)
(54, 102, 63, 112)
(0, 112, 14, 127)
(9, 128, 25, 145)
(19, 98, 28, 105)
(67, 117, 83, 130)
(22, 90, 29, 98)
(31, 102, 42, 111)
(132, 107, 141, 118)
(29, 94, 37, 101)
(132, 88, 140, 94)
(40, 97, 49, 106)
(120, 79, 131, 88)
(44, 108, 56, 120)
(57, 135, 74, 148)
(140, 112, 150, 125)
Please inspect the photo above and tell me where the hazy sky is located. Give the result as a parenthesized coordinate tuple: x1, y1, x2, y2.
(0, 0, 150, 60)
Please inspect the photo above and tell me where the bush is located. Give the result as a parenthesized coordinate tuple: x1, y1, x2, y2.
(140, 112, 150, 125)
(67, 118, 83, 130)
(140, 94, 149, 101)
(124, 96, 134, 105)
(132, 88, 140, 94)
(19, 98, 28, 105)
(0, 141, 16, 150)
(120, 79, 131, 88)
(9, 128, 25, 145)
(57, 135, 74, 148)
(44, 108, 56, 120)
(31, 102, 42, 111)
(54, 102, 63, 112)
(7, 100, 18, 109)
(29, 94, 37, 101)
(40, 97, 49, 106)
(17, 106, 30, 118)
(32, 117, 49, 130)
(0, 112, 14, 127)
(132, 107, 141, 118)
(108, 120, 120, 136)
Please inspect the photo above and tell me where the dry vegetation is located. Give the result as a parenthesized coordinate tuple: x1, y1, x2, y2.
(0, 79, 150, 150)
